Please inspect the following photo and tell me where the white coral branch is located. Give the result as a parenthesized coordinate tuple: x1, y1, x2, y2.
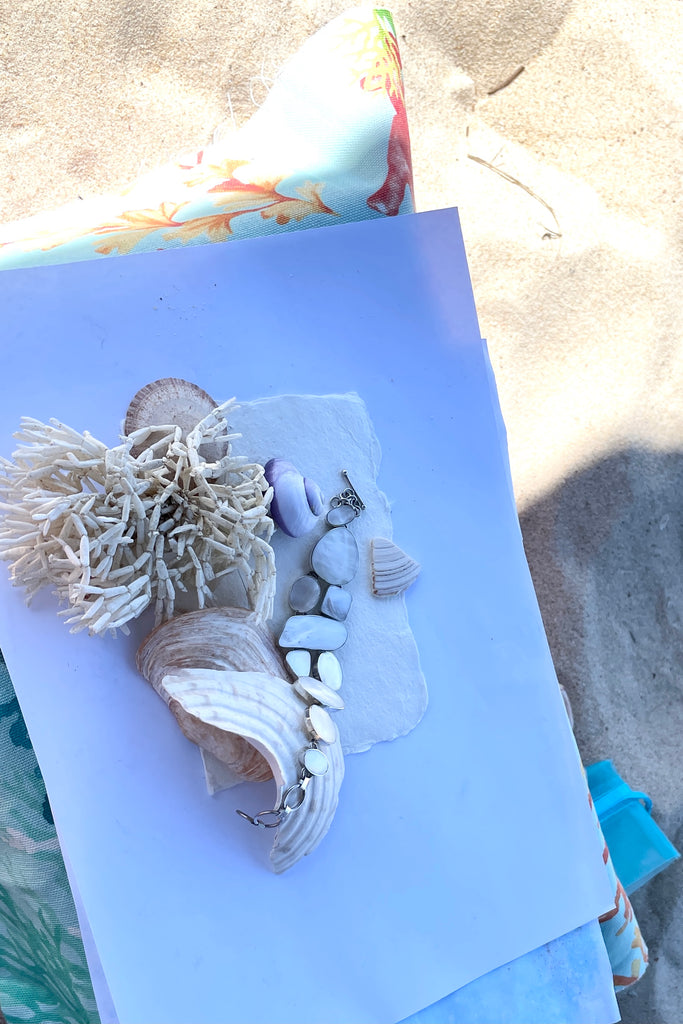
(0, 400, 275, 636)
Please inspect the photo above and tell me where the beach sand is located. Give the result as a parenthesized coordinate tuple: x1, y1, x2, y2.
(1, 2, 681, 1019)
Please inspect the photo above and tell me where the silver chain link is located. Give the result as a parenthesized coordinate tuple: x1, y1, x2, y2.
(236, 749, 316, 828)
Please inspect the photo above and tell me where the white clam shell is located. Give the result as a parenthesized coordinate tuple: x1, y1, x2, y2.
(138, 607, 281, 783)
(160, 668, 344, 873)
(137, 607, 344, 872)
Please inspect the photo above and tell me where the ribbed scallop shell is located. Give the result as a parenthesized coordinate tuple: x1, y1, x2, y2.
(370, 537, 421, 596)
(124, 378, 225, 461)
(137, 607, 344, 872)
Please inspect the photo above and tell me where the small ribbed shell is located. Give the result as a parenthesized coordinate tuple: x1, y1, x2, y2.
(124, 377, 216, 437)
(370, 537, 421, 596)
(137, 607, 344, 872)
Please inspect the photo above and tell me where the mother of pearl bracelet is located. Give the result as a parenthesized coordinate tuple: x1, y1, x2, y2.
(236, 471, 364, 829)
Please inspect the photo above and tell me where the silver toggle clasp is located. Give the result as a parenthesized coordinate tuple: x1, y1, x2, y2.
(342, 469, 365, 510)
(330, 469, 366, 515)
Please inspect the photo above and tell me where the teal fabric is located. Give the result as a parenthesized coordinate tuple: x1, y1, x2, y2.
(0, 654, 99, 1023)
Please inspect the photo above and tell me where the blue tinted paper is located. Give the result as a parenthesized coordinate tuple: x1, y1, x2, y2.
(0, 210, 614, 1024)
(402, 919, 618, 1024)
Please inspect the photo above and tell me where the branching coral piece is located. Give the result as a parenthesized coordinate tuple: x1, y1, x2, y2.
(0, 401, 275, 635)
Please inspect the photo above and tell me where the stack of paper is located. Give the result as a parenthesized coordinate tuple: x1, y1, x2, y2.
(0, 210, 615, 1024)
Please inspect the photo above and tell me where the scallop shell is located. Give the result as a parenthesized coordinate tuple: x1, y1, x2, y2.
(370, 537, 421, 597)
(137, 607, 344, 872)
(124, 378, 225, 461)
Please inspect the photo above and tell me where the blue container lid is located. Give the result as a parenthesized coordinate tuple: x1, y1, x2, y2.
(586, 760, 679, 895)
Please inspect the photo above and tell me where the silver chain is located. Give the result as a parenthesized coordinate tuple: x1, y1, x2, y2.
(236, 746, 318, 829)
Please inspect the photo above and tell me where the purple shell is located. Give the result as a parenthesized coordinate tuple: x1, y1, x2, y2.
(304, 477, 325, 516)
(264, 459, 324, 538)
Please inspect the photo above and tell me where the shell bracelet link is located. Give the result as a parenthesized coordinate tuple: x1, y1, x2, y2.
(236, 471, 364, 830)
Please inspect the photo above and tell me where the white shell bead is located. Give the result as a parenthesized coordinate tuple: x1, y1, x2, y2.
(285, 649, 312, 679)
(294, 677, 345, 710)
(303, 746, 329, 776)
(289, 575, 321, 613)
(326, 504, 356, 526)
(305, 704, 338, 744)
(279, 614, 347, 651)
(321, 585, 352, 621)
(316, 651, 342, 690)
(311, 527, 359, 585)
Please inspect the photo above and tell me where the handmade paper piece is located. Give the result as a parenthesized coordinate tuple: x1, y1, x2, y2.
(230, 393, 427, 755)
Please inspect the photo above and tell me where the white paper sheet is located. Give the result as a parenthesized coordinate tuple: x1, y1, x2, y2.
(0, 209, 615, 1024)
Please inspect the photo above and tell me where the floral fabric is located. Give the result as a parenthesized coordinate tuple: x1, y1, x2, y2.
(596, 810, 650, 990)
(0, 8, 411, 270)
(0, 5, 642, 1021)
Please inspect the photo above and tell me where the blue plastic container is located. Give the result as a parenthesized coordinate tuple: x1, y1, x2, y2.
(586, 760, 680, 895)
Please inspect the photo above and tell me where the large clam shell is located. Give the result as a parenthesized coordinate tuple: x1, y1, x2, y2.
(137, 607, 344, 872)
(138, 607, 283, 783)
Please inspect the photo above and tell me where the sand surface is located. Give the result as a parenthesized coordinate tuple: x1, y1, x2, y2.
(1, 2, 681, 1020)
